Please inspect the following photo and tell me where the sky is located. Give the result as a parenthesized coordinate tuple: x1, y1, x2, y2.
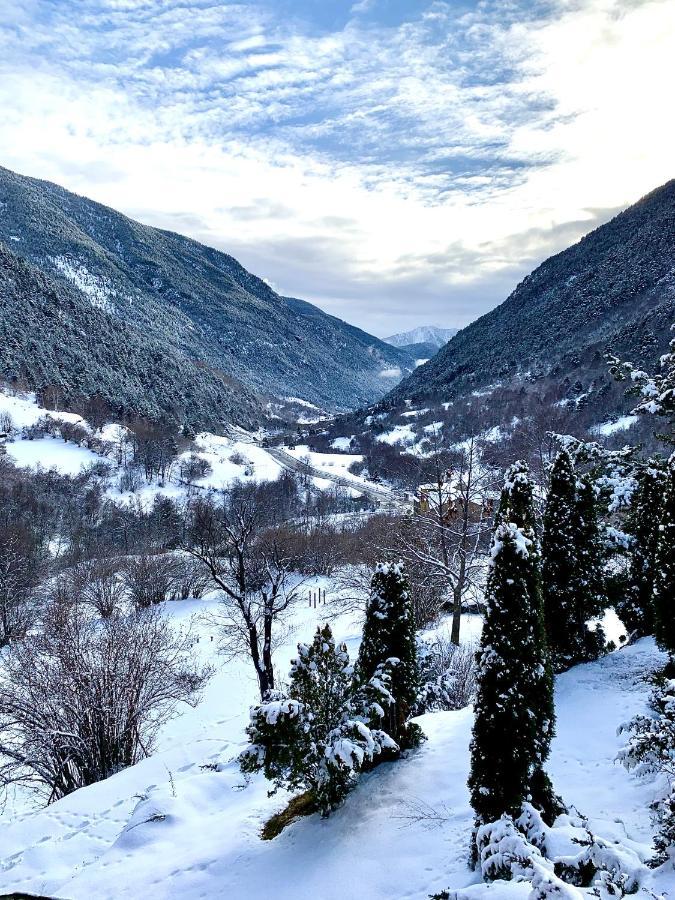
(0, 0, 673, 336)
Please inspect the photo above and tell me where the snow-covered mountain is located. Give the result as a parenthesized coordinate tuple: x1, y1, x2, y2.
(388, 181, 675, 417)
(0, 165, 413, 429)
(385, 325, 458, 350)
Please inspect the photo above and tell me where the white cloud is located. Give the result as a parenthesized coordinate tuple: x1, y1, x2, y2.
(0, 0, 672, 335)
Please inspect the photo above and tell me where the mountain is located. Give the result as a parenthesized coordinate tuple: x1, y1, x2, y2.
(385, 325, 458, 350)
(0, 165, 412, 427)
(0, 241, 263, 429)
(387, 181, 675, 424)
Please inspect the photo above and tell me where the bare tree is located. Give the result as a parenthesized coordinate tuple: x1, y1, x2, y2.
(169, 552, 211, 601)
(395, 433, 496, 643)
(79, 558, 127, 618)
(0, 603, 211, 803)
(122, 553, 178, 609)
(0, 531, 44, 647)
(185, 496, 301, 699)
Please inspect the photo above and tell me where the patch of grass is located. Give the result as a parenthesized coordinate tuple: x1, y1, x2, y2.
(261, 792, 318, 840)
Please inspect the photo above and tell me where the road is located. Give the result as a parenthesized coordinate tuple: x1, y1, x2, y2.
(264, 446, 406, 508)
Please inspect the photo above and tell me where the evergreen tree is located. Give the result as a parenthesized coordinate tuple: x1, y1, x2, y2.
(654, 457, 675, 655)
(240, 624, 396, 816)
(494, 461, 555, 794)
(356, 562, 421, 748)
(618, 465, 666, 637)
(542, 454, 606, 669)
(542, 450, 580, 669)
(574, 475, 606, 660)
(469, 462, 557, 854)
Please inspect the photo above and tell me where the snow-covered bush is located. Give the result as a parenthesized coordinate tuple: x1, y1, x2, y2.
(414, 636, 476, 713)
(0, 603, 210, 802)
(241, 624, 398, 817)
(620, 673, 675, 865)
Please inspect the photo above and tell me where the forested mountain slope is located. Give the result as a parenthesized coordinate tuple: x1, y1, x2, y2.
(0, 242, 261, 429)
(0, 165, 412, 421)
(388, 181, 675, 414)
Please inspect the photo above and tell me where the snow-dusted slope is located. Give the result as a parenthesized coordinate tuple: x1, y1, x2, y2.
(0, 586, 668, 900)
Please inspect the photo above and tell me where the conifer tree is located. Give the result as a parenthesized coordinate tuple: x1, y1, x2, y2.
(574, 475, 606, 660)
(356, 562, 421, 748)
(240, 624, 396, 816)
(542, 453, 606, 669)
(654, 457, 675, 655)
(469, 461, 557, 853)
(542, 450, 580, 669)
(618, 465, 666, 637)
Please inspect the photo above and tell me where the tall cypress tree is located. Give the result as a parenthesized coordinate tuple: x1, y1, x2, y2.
(542, 454, 606, 669)
(469, 461, 558, 852)
(654, 458, 675, 655)
(574, 474, 606, 659)
(619, 465, 666, 637)
(542, 450, 580, 670)
(356, 562, 420, 748)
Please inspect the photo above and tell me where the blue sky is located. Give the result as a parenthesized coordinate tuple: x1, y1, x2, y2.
(1, 0, 673, 335)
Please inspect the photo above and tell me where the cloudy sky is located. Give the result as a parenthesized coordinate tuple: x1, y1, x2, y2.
(1, 0, 673, 335)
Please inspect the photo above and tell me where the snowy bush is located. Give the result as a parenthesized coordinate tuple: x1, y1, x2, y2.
(620, 673, 675, 865)
(241, 624, 398, 817)
(0, 603, 211, 802)
(414, 636, 476, 713)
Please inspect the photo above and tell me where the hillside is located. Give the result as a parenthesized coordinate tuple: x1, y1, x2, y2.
(388, 181, 675, 418)
(0, 593, 666, 899)
(0, 242, 262, 430)
(0, 166, 412, 424)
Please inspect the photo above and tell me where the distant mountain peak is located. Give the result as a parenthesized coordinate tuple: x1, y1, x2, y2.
(384, 325, 458, 350)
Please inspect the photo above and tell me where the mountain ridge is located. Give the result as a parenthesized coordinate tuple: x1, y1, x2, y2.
(0, 165, 412, 426)
(386, 180, 675, 418)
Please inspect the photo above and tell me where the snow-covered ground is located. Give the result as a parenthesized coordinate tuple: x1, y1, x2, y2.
(0, 389, 377, 505)
(591, 415, 640, 437)
(6, 436, 103, 476)
(283, 444, 363, 476)
(0, 583, 668, 900)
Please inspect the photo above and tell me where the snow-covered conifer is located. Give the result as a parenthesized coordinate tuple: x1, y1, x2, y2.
(469, 462, 558, 851)
(654, 457, 675, 655)
(356, 562, 421, 748)
(618, 464, 666, 636)
(543, 454, 605, 669)
(542, 450, 581, 669)
(574, 475, 606, 660)
(240, 624, 397, 816)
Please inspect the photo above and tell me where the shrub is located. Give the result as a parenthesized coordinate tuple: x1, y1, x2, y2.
(241, 624, 398, 818)
(0, 603, 211, 801)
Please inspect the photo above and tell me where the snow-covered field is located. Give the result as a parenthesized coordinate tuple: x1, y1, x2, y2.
(0, 580, 668, 900)
(0, 389, 376, 505)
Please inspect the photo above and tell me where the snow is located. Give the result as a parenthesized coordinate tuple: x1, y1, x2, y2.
(189, 433, 283, 487)
(6, 437, 103, 475)
(375, 423, 417, 446)
(591, 416, 640, 437)
(400, 408, 430, 418)
(330, 436, 354, 451)
(379, 367, 402, 378)
(0, 390, 84, 429)
(283, 444, 363, 476)
(1, 579, 668, 900)
(50, 255, 117, 311)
